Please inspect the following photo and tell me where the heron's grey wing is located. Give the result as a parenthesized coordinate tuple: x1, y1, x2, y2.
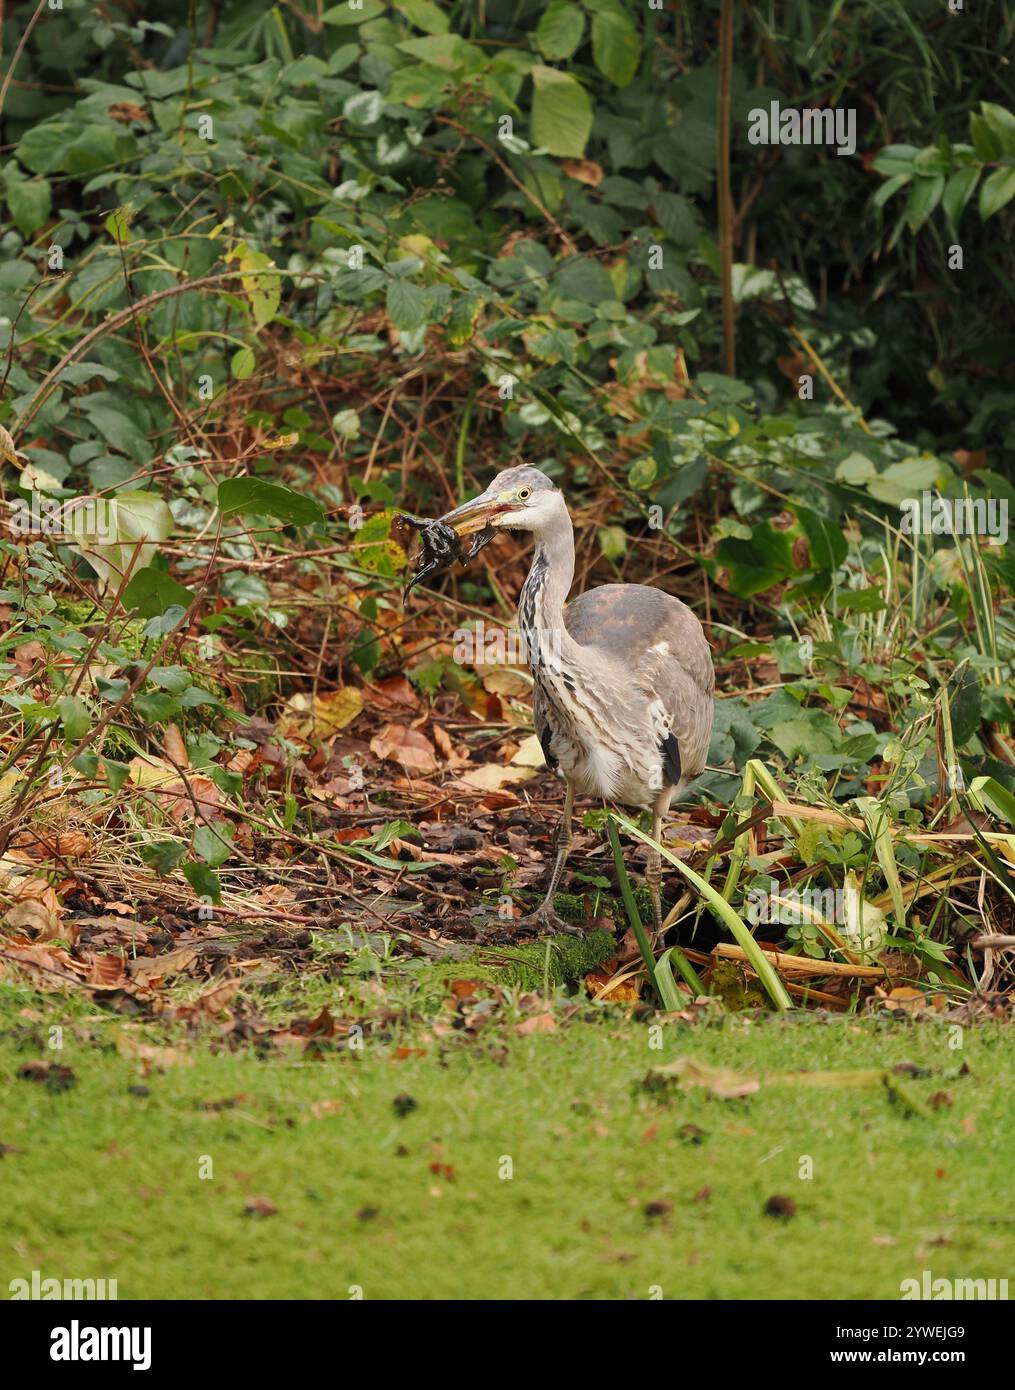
(564, 584, 714, 782)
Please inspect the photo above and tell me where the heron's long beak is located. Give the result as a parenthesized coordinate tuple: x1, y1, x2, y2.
(438, 489, 512, 537)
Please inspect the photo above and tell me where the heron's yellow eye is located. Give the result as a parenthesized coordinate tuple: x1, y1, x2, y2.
(517, 487, 531, 501)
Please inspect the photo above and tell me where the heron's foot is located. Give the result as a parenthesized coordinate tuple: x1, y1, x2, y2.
(515, 901, 586, 936)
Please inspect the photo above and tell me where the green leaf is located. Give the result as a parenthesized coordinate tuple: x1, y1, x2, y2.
(535, 1, 586, 60)
(65, 492, 173, 594)
(793, 506, 847, 572)
(103, 758, 131, 792)
(57, 694, 91, 742)
(653, 191, 700, 246)
(591, 5, 640, 87)
(871, 145, 919, 176)
(4, 175, 51, 237)
(941, 166, 979, 231)
(969, 112, 1001, 162)
(122, 567, 196, 618)
(183, 862, 222, 903)
(386, 63, 448, 108)
(141, 840, 187, 874)
(217, 478, 324, 526)
(980, 101, 1015, 158)
(979, 167, 1015, 221)
(531, 65, 592, 158)
(194, 821, 235, 868)
(968, 776, 1015, 826)
(133, 692, 181, 722)
(386, 276, 428, 331)
(872, 172, 910, 210)
(231, 346, 255, 380)
(322, 0, 385, 24)
(17, 122, 74, 174)
(905, 174, 944, 232)
(394, 0, 449, 33)
(396, 34, 482, 70)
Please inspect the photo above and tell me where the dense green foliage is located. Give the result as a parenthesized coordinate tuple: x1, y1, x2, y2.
(1, 1, 1014, 976)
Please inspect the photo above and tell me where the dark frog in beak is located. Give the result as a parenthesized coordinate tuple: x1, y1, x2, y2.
(399, 466, 557, 600)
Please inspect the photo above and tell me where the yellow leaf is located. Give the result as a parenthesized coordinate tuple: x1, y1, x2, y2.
(313, 687, 363, 735)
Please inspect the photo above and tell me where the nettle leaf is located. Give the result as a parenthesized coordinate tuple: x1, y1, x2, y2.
(653, 192, 701, 247)
(386, 276, 428, 331)
(535, 1, 586, 60)
(591, 4, 641, 87)
(217, 478, 324, 526)
(393, 0, 450, 34)
(397, 34, 483, 71)
(531, 65, 592, 158)
(17, 122, 75, 174)
(386, 63, 448, 108)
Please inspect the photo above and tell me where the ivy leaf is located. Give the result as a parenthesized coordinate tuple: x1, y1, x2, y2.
(184, 862, 222, 903)
(57, 694, 91, 742)
(531, 65, 592, 158)
(217, 478, 324, 526)
(141, 840, 188, 874)
(122, 566, 196, 618)
(194, 821, 235, 868)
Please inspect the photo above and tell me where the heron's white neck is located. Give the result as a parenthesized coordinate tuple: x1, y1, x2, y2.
(518, 503, 583, 670)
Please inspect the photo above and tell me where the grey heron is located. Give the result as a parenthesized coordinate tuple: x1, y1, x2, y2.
(435, 465, 715, 936)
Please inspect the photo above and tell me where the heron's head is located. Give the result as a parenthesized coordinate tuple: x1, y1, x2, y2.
(437, 466, 563, 539)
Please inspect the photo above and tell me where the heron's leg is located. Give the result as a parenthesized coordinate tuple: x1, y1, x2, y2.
(646, 791, 670, 941)
(517, 782, 582, 935)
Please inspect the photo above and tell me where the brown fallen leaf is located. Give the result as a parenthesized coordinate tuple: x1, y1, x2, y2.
(370, 722, 438, 774)
(245, 1195, 277, 1218)
(13, 640, 46, 675)
(515, 1012, 556, 1036)
(163, 722, 189, 769)
(115, 1032, 191, 1068)
(1, 941, 86, 989)
(87, 954, 127, 988)
(178, 979, 241, 1018)
(3, 899, 64, 942)
(128, 947, 198, 987)
(13, 829, 91, 861)
(460, 763, 536, 791)
(561, 158, 604, 186)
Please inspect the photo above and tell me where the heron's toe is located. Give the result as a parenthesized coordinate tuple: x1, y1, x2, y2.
(515, 902, 586, 936)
